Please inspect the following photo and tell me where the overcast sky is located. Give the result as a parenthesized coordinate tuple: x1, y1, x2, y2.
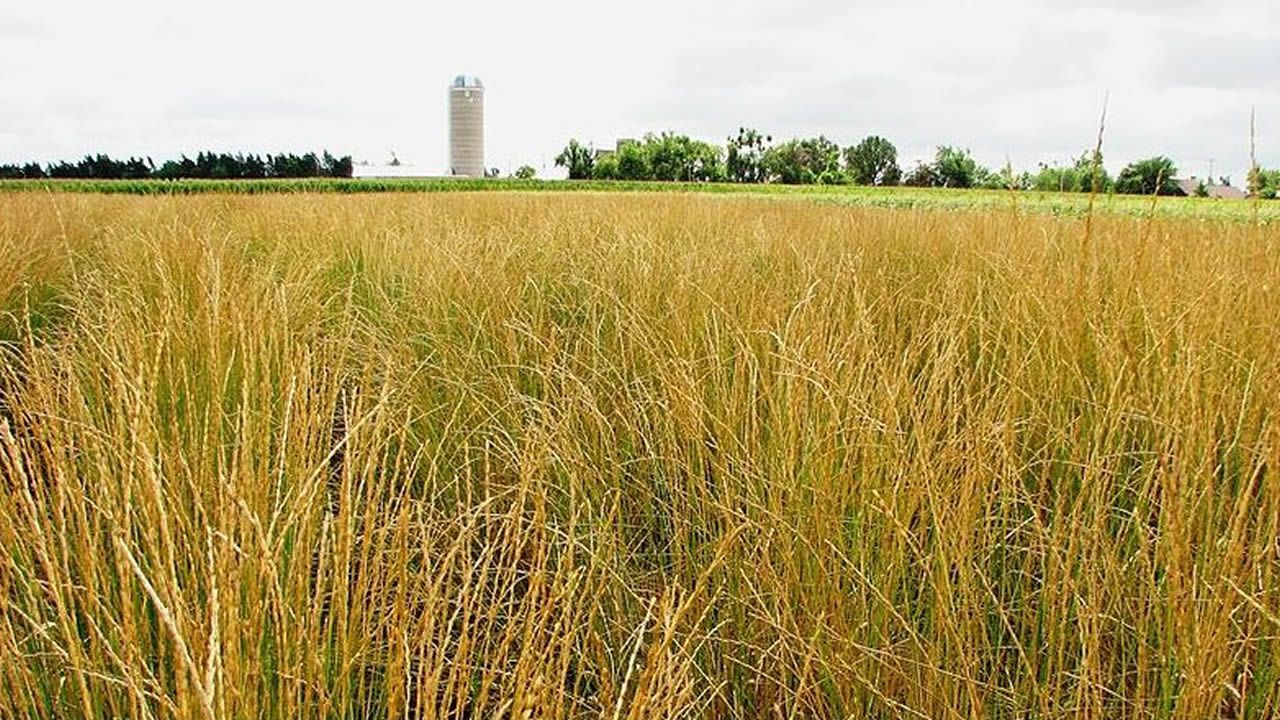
(2, 0, 1277, 181)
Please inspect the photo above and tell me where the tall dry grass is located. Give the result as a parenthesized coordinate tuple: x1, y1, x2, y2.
(1, 192, 1278, 719)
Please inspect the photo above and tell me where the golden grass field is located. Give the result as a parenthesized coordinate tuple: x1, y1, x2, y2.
(1, 192, 1279, 719)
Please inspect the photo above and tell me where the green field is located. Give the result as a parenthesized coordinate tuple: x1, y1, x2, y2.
(2, 176, 1276, 222)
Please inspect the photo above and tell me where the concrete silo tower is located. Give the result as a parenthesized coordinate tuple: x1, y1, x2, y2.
(449, 75, 485, 177)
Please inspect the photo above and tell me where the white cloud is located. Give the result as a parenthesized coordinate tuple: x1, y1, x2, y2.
(0, 0, 1275, 180)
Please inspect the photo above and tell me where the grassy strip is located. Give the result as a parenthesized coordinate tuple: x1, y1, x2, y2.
(2, 176, 1275, 221)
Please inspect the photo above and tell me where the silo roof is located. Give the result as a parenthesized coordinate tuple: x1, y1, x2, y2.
(452, 75, 483, 89)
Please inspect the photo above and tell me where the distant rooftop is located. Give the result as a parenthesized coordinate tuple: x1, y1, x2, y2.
(1174, 177, 1248, 200)
(452, 75, 483, 89)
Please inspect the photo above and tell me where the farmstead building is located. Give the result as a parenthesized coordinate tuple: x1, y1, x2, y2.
(1172, 177, 1248, 199)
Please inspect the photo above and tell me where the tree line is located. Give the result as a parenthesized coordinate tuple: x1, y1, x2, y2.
(557, 130, 1278, 197)
(0, 151, 354, 180)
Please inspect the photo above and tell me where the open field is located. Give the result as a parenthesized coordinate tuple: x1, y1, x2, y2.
(2, 192, 1279, 719)
(2, 177, 1278, 223)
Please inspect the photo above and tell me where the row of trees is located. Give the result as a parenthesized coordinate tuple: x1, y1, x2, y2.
(556, 132, 858, 186)
(0, 151, 354, 180)
(558, 130, 1271, 197)
(556, 135, 727, 183)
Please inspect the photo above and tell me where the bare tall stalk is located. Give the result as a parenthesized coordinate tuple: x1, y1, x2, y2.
(1083, 92, 1109, 254)
(1251, 106, 1261, 230)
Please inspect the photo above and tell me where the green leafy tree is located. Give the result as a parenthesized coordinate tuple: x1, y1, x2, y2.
(1266, 171, 1280, 199)
(156, 156, 197, 179)
(726, 128, 770, 183)
(513, 165, 536, 180)
(1032, 163, 1073, 193)
(976, 166, 1007, 189)
(648, 133, 690, 181)
(1114, 156, 1179, 195)
(37, 153, 152, 179)
(1253, 168, 1280, 199)
(694, 142, 727, 182)
(763, 136, 843, 185)
(933, 146, 980, 188)
(46, 160, 78, 179)
(320, 151, 353, 178)
(1033, 150, 1111, 193)
(615, 141, 651, 181)
(321, 152, 353, 178)
(27, 150, 346, 180)
(900, 147, 986, 189)
(805, 136, 843, 183)
(844, 135, 901, 186)
(554, 139, 595, 180)
(592, 154, 619, 180)
(644, 133, 725, 182)
(241, 154, 267, 178)
(902, 161, 940, 188)
(763, 141, 813, 184)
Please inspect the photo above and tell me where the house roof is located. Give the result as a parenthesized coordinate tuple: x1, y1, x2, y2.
(1174, 178, 1247, 200)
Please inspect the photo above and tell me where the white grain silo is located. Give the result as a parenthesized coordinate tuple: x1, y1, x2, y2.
(449, 75, 485, 177)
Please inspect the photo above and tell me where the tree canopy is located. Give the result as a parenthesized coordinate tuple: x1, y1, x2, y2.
(1114, 156, 1180, 196)
(763, 136, 842, 185)
(554, 140, 595, 180)
(564, 134, 726, 183)
(899, 147, 986, 189)
(845, 136, 901, 186)
(726, 128, 770, 184)
(1031, 151, 1112, 194)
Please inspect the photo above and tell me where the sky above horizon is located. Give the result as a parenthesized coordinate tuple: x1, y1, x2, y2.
(2, 0, 1277, 182)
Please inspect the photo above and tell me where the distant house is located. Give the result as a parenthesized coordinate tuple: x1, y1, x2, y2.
(1172, 177, 1248, 200)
